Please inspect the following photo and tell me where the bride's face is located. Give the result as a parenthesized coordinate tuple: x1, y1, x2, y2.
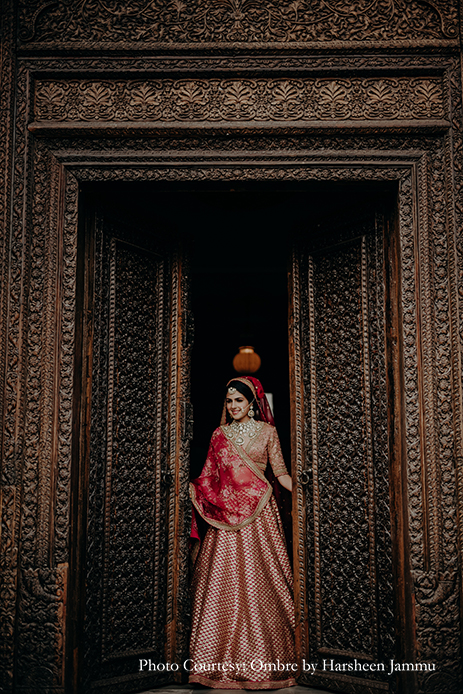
(226, 392, 250, 422)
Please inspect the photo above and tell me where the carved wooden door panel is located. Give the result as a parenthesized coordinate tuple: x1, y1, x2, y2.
(71, 203, 190, 694)
(290, 212, 396, 694)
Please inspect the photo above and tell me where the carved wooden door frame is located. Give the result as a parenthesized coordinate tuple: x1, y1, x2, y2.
(1, 37, 462, 693)
(26, 145, 457, 694)
(47, 148, 456, 692)
(69, 169, 411, 694)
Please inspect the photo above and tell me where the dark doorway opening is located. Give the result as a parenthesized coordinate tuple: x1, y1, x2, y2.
(187, 190, 292, 477)
(74, 179, 399, 694)
(86, 179, 395, 476)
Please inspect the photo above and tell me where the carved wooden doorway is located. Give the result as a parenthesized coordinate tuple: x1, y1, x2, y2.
(71, 182, 403, 694)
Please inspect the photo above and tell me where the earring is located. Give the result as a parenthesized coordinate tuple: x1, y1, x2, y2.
(248, 407, 255, 418)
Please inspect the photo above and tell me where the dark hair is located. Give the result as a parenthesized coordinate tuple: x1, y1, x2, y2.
(224, 380, 261, 423)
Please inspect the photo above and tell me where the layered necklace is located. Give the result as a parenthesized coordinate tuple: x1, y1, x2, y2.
(225, 418, 261, 446)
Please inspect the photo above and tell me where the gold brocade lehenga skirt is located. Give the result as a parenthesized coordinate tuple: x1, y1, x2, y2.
(189, 496, 296, 689)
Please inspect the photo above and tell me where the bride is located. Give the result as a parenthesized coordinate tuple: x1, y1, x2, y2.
(189, 376, 296, 689)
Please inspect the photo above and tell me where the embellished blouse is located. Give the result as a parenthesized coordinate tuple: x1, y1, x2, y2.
(221, 421, 288, 477)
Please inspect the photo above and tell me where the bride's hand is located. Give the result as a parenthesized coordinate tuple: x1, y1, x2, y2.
(277, 474, 292, 492)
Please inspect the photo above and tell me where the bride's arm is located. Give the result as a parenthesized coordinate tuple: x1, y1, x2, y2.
(268, 426, 292, 492)
(277, 474, 292, 492)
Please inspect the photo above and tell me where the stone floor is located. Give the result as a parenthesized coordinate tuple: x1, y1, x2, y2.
(139, 686, 330, 694)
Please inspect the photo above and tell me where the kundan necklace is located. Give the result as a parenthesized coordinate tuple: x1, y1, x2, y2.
(225, 418, 261, 446)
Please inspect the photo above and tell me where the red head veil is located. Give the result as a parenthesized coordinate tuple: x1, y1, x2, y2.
(220, 376, 275, 425)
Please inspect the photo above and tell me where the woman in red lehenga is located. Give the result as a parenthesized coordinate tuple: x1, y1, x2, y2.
(189, 376, 296, 689)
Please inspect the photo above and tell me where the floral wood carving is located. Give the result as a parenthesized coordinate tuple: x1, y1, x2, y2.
(34, 77, 446, 123)
(16, 565, 67, 690)
(18, 0, 459, 44)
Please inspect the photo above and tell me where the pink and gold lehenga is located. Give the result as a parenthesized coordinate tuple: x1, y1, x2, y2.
(189, 378, 296, 690)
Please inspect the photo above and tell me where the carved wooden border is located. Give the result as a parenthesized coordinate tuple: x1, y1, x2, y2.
(288, 243, 307, 664)
(16, 0, 461, 48)
(0, 3, 20, 691)
(0, 41, 462, 694)
(13, 53, 463, 74)
(52, 152, 462, 694)
(32, 76, 447, 125)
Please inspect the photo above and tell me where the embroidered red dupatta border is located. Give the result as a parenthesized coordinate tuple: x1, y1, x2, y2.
(190, 426, 272, 532)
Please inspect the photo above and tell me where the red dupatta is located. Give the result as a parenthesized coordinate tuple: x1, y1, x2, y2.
(190, 426, 272, 530)
(190, 376, 281, 539)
